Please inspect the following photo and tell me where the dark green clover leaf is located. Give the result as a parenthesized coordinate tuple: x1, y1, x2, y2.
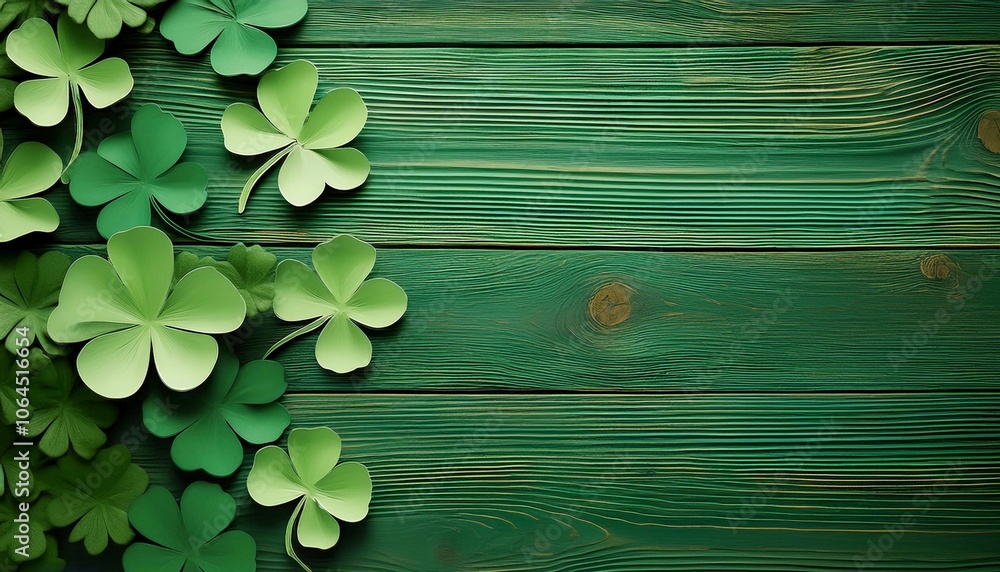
(46, 444, 149, 555)
(68, 104, 209, 239)
(18, 536, 66, 571)
(1, 40, 21, 112)
(0, 0, 61, 35)
(57, 0, 166, 39)
(0, 347, 49, 425)
(0, 250, 71, 355)
(0, 489, 51, 563)
(173, 243, 277, 318)
(143, 352, 289, 477)
(124, 482, 256, 572)
(30, 356, 118, 459)
(0, 131, 63, 243)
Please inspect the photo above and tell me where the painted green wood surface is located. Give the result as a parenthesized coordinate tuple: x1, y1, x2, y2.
(24, 43, 1000, 247)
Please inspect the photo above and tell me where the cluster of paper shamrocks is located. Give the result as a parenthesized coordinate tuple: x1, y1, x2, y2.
(0, 2, 404, 570)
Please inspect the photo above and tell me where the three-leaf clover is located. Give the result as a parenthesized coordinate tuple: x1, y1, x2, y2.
(174, 243, 277, 318)
(0, 132, 63, 243)
(6, 13, 133, 170)
(46, 444, 148, 555)
(0, 251, 70, 354)
(30, 356, 118, 459)
(269, 235, 406, 374)
(47, 226, 248, 399)
(58, 0, 166, 39)
(143, 352, 289, 477)
(221, 60, 370, 213)
(124, 482, 256, 572)
(161, 0, 307, 77)
(248, 427, 372, 571)
(68, 104, 209, 239)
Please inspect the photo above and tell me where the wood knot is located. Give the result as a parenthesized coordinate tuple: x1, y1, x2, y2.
(977, 110, 1000, 154)
(589, 282, 633, 327)
(920, 254, 960, 281)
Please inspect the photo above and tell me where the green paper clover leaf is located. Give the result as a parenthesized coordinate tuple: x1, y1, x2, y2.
(174, 243, 277, 318)
(0, 490, 50, 562)
(30, 356, 118, 459)
(143, 351, 289, 477)
(68, 104, 209, 239)
(124, 482, 256, 572)
(0, 0, 61, 35)
(0, 250, 70, 354)
(248, 427, 371, 571)
(221, 60, 370, 213)
(58, 0, 166, 39)
(46, 444, 148, 555)
(161, 0, 307, 77)
(47, 226, 248, 399)
(0, 132, 63, 243)
(270, 235, 406, 374)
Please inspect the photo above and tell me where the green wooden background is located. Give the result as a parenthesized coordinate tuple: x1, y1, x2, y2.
(9, 1, 1000, 570)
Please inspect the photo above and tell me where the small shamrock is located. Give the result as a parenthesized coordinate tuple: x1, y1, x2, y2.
(161, 0, 307, 76)
(0, 490, 51, 562)
(6, 14, 133, 169)
(47, 226, 247, 399)
(0, 132, 63, 243)
(68, 104, 209, 239)
(123, 482, 256, 572)
(0, 251, 70, 354)
(30, 356, 118, 459)
(46, 445, 148, 555)
(222, 60, 370, 213)
(58, 0, 167, 39)
(174, 243, 277, 318)
(0, 0, 61, 35)
(248, 427, 372, 571)
(143, 352, 289, 477)
(270, 235, 406, 374)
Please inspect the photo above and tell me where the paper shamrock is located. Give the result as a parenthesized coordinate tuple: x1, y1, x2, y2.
(6, 13, 133, 171)
(47, 226, 248, 399)
(30, 356, 118, 458)
(0, 0, 61, 34)
(160, 0, 307, 77)
(269, 235, 406, 374)
(46, 444, 148, 555)
(124, 482, 256, 572)
(221, 60, 370, 213)
(248, 427, 372, 571)
(0, 490, 51, 562)
(0, 251, 70, 354)
(68, 104, 209, 239)
(174, 243, 277, 318)
(143, 352, 289, 477)
(58, 0, 167, 39)
(0, 131, 63, 243)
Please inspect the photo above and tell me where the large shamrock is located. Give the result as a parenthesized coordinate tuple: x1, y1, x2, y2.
(6, 14, 133, 169)
(221, 60, 370, 213)
(123, 482, 256, 572)
(161, 0, 307, 77)
(47, 226, 247, 399)
(174, 243, 277, 318)
(58, 0, 167, 39)
(68, 104, 209, 239)
(143, 352, 289, 477)
(46, 444, 148, 555)
(248, 427, 372, 571)
(0, 250, 70, 354)
(30, 356, 118, 458)
(0, 132, 63, 243)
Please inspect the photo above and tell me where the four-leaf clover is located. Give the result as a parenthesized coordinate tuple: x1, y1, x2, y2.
(124, 482, 256, 572)
(248, 427, 372, 570)
(222, 60, 370, 213)
(68, 104, 209, 239)
(270, 235, 406, 374)
(58, 0, 167, 39)
(143, 351, 290, 477)
(161, 0, 307, 77)
(47, 226, 247, 399)
(0, 250, 70, 354)
(0, 133, 63, 243)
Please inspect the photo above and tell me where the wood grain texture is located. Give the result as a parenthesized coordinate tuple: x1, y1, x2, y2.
(56, 246, 1000, 392)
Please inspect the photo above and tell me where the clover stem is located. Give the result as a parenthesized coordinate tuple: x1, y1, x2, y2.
(285, 498, 311, 572)
(150, 201, 225, 244)
(263, 316, 329, 360)
(238, 145, 295, 214)
(62, 84, 84, 182)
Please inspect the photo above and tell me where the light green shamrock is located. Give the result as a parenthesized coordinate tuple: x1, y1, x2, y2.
(0, 131, 63, 243)
(58, 0, 167, 39)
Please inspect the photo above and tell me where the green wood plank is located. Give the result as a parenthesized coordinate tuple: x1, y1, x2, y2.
(26, 44, 1000, 248)
(55, 246, 1000, 392)
(77, 393, 1000, 571)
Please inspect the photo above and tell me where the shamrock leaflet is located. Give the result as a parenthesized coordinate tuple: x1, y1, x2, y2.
(0, 132, 63, 243)
(0, 41, 20, 112)
(161, 0, 307, 77)
(46, 444, 148, 555)
(68, 104, 209, 239)
(58, 0, 166, 39)
(248, 427, 372, 571)
(143, 352, 289, 477)
(269, 235, 406, 374)
(174, 243, 277, 318)
(124, 482, 256, 572)
(6, 13, 133, 170)
(30, 356, 118, 459)
(47, 226, 248, 399)
(221, 60, 370, 213)
(0, 251, 70, 354)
